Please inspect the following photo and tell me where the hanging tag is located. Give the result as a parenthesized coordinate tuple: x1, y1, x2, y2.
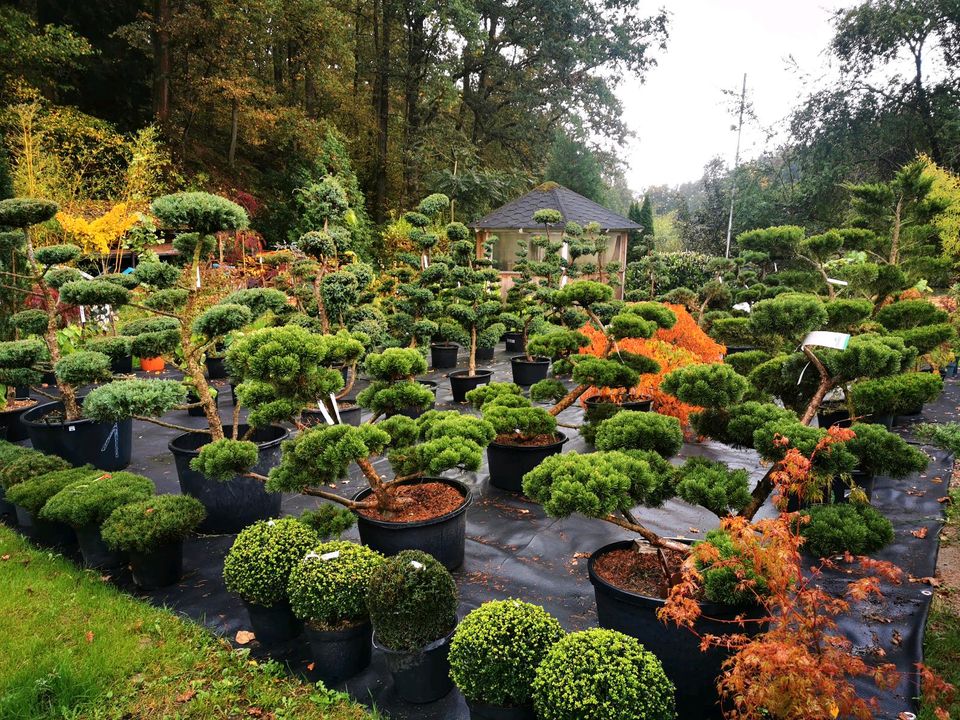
(320, 550, 341, 561)
(78, 305, 86, 324)
(267, 519, 276, 526)
(315, 400, 335, 426)
(329, 392, 342, 424)
(195, 264, 201, 289)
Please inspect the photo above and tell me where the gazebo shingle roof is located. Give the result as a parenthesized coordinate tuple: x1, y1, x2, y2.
(470, 182, 641, 231)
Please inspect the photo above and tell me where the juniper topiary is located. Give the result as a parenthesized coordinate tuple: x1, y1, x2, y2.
(40, 471, 155, 528)
(593, 411, 683, 458)
(5, 466, 98, 515)
(100, 494, 206, 553)
(799, 503, 894, 557)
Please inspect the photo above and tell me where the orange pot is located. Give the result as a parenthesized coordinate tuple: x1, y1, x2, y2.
(139, 356, 165, 372)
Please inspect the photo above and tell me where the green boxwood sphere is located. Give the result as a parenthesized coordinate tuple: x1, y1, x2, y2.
(222, 518, 318, 607)
(287, 540, 384, 627)
(449, 599, 565, 707)
(532, 629, 675, 720)
(366, 549, 458, 652)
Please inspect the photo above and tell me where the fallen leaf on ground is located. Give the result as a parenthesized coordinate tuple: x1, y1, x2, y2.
(306, 662, 315, 671)
(235, 630, 256, 645)
(0, 554, 9, 561)
(176, 690, 196, 703)
(912, 527, 929, 539)
(938, 496, 952, 504)
(909, 575, 941, 586)
(85, 631, 94, 643)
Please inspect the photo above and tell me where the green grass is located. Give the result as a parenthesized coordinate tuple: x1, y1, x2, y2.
(922, 602, 960, 719)
(0, 526, 370, 720)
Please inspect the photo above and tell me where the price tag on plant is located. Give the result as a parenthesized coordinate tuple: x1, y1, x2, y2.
(320, 551, 341, 561)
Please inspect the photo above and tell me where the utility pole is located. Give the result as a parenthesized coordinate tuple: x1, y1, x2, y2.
(724, 73, 747, 259)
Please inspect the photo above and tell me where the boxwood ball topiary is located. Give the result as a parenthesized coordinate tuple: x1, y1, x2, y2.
(34, 243, 81, 266)
(449, 599, 565, 707)
(532, 628, 675, 720)
(222, 518, 318, 607)
(5, 466, 98, 515)
(54, 350, 112, 386)
(101, 494, 206, 553)
(366, 549, 458, 652)
(593, 411, 683, 458)
(0, 197, 58, 227)
(39, 472, 155, 528)
(799, 503, 894, 557)
(287, 540, 384, 627)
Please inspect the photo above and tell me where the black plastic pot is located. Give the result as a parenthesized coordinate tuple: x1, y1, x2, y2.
(375, 628, 455, 703)
(465, 699, 536, 720)
(21, 399, 132, 471)
(305, 621, 372, 684)
(0, 401, 34, 442)
(205, 355, 228, 379)
(816, 405, 851, 429)
(449, 369, 493, 402)
(31, 516, 77, 555)
(724, 345, 759, 356)
(583, 396, 653, 424)
(110, 353, 133, 374)
(431, 343, 459, 369)
(243, 599, 303, 645)
(302, 404, 362, 427)
(487, 432, 568, 493)
(75, 523, 126, 571)
(895, 403, 924, 424)
(850, 470, 875, 501)
(129, 541, 184, 589)
(503, 332, 526, 354)
(0, 488, 14, 526)
(589, 540, 766, 720)
(392, 381, 438, 420)
(353, 478, 470, 570)
(186, 389, 218, 417)
(475, 346, 495, 362)
(14, 386, 30, 400)
(510, 356, 550, 386)
(169, 424, 288, 534)
(14, 504, 31, 530)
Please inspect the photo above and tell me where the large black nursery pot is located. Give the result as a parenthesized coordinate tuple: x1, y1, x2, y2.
(449, 369, 493, 403)
(503, 332, 526, 354)
(129, 540, 184, 590)
(588, 540, 767, 720)
(305, 620, 373, 685)
(14, 506, 77, 555)
(487, 432, 568, 493)
(205, 355, 228, 380)
(375, 628, 455, 704)
(243, 599, 303, 645)
(21, 399, 132, 471)
(0, 489, 15, 526)
(475, 346, 495, 362)
(169, 424, 288, 534)
(0, 400, 35, 442)
(391, 381, 438, 420)
(75, 523, 126, 571)
(431, 343, 459, 369)
(465, 699, 536, 720)
(110, 353, 133, 374)
(302, 404, 362, 428)
(816, 405, 852, 429)
(510, 355, 550, 386)
(353, 477, 470, 570)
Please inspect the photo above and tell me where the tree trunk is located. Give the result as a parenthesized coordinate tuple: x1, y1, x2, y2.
(469, 324, 477, 375)
(890, 195, 903, 265)
(152, 0, 171, 123)
(372, 0, 391, 222)
(550, 384, 589, 416)
(227, 98, 239, 167)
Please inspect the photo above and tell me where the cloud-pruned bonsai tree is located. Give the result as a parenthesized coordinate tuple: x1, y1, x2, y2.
(192, 410, 493, 519)
(355, 348, 436, 420)
(526, 282, 675, 417)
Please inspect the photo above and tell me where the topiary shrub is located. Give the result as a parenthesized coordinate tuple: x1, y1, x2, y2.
(0, 197, 58, 227)
(223, 518, 318, 607)
(5, 466, 98, 515)
(54, 350, 112, 386)
(850, 372, 943, 418)
(287, 540, 384, 627)
(10, 309, 48, 336)
(846, 422, 928, 478)
(799, 503, 894, 557)
(875, 299, 949, 329)
(39, 472, 155, 528)
(479, 393, 558, 443)
(661, 363, 748, 409)
(83, 379, 187, 423)
(674, 457, 751, 517)
(531, 628, 675, 720)
(100, 494, 206, 553)
(34, 243, 81, 266)
(449, 599, 565, 707)
(366, 549, 458, 651)
(593, 411, 683, 458)
(0, 451, 71, 490)
(695, 528, 769, 606)
(824, 298, 874, 332)
(83, 336, 132, 364)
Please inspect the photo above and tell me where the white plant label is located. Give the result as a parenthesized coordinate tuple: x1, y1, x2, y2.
(320, 551, 341, 561)
(409, 560, 424, 570)
(78, 305, 86, 323)
(305, 552, 321, 561)
(329, 392, 342, 424)
(802, 331, 850, 350)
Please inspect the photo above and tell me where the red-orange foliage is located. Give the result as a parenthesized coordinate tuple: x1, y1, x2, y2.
(657, 430, 956, 719)
(579, 303, 725, 428)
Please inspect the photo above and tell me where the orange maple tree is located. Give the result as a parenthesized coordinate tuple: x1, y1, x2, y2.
(579, 303, 725, 428)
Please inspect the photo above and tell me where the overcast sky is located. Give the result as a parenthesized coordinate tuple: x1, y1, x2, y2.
(620, 0, 857, 191)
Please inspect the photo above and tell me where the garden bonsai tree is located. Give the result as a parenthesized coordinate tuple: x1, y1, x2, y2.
(355, 347, 435, 419)
(532, 629, 675, 720)
(449, 599, 565, 711)
(466, 383, 558, 446)
(365, 549, 458, 652)
(526, 282, 674, 416)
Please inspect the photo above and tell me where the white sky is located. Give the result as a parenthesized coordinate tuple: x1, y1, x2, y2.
(620, 0, 857, 191)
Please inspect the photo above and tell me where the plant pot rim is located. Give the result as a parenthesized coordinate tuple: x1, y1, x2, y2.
(305, 618, 371, 639)
(352, 477, 471, 529)
(0, 399, 38, 415)
(490, 430, 567, 451)
(587, 539, 759, 617)
(372, 624, 456, 656)
(20, 398, 96, 429)
(419, 380, 439, 388)
(448, 369, 493, 379)
(510, 355, 550, 365)
(167, 423, 289, 456)
(465, 698, 535, 713)
(583, 395, 653, 406)
(430, 342, 459, 349)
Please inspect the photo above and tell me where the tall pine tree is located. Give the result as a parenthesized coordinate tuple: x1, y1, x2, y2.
(628, 195, 655, 262)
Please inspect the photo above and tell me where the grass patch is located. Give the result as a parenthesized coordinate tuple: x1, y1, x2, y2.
(922, 602, 960, 719)
(0, 526, 370, 720)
